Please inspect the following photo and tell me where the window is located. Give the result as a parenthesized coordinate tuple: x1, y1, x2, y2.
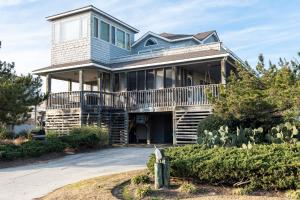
(119, 73, 126, 91)
(165, 68, 173, 88)
(114, 73, 119, 91)
(145, 38, 157, 46)
(126, 33, 131, 50)
(61, 19, 80, 41)
(187, 75, 193, 86)
(116, 29, 125, 48)
(137, 71, 145, 90)
(146, 70, 155, 89)
(93, 17, 99, 38)
(156, 69, 164, 89)
(127, 72, 137, 91)
(111, 26, 116, 45)
(100, 21, 110, 42)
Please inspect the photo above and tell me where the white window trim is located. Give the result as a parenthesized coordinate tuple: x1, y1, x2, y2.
(144, 38, 158, 47)
(93, 16, 100, 39)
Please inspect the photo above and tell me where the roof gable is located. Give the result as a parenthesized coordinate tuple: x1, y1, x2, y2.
(132, 30, 219, 48)
(132, 31, 201, 47)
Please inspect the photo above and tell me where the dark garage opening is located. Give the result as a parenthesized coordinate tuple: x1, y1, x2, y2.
(128, 112, 173, 144)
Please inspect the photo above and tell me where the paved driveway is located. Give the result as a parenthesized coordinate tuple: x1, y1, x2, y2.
(0, 147, 153, 200)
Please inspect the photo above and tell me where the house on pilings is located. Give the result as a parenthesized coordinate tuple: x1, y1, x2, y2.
(33, 5, 242, 145)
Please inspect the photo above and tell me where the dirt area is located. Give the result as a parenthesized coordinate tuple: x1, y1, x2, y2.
(38, 170, 144, 200)
(122, 177, 288, 200)
(39, 170, 290, 200)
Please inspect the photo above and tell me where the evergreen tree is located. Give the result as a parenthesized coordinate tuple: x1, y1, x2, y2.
(212, 53, 300, 128)
(0, 61, 46, 127)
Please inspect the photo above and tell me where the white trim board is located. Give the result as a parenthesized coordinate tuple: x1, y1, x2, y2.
(33, 53, 229, 75)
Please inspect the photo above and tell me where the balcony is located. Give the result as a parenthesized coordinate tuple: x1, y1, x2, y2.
(46, 84, 220, 111)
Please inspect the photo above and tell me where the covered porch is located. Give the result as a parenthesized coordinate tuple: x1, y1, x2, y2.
(36, 57, 231, 111)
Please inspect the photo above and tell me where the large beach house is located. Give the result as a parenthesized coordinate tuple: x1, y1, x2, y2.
(33, 5, 242, 145)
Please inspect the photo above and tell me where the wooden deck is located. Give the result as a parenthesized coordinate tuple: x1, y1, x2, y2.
(45, 84, 220, 144)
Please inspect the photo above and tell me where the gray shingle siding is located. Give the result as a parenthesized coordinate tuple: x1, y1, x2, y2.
(131, 35, 199, 54)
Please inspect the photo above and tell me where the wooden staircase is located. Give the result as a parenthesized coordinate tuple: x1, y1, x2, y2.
(175, 110, 211, 144)
(97, 109, 128, 145)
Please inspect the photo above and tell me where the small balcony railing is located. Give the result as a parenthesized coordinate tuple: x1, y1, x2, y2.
(46, 84, 220, 110)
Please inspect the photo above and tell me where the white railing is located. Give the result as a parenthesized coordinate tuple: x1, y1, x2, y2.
(47, 84, 220, 110)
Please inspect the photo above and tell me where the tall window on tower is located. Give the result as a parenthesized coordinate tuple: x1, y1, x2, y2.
(100, 21, 110, 42)
(93, 17, 99, 38)
(116, 29, 125, 49)
(54, 16, 88, 43)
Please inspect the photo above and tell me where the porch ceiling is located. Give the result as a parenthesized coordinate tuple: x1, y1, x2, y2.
(50, 68, 100, 83)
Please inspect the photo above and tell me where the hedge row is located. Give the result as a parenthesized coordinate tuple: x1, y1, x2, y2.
(147, 144, 300, 190)
(0, 127, 108, 161)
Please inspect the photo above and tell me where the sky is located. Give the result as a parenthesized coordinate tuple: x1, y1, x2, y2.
(0, 0, 300, 92)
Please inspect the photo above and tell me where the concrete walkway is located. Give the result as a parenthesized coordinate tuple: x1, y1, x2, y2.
(0, 147, 153, 200)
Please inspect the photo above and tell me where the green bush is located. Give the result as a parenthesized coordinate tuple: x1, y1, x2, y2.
(197, 115, 226, 135)
(69, 126, 109, 146)
(0, 126, 109, 161)
(286, 189, 300, 199)
(131, 174, 151, 185)
(179, 182, 197, 194)
(147, 144, 300, 190)
(0, 126, 13, 140)
(135, 185, 152, 199)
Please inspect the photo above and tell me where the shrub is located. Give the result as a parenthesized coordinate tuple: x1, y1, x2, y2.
(179, 182, 197, 194)
(147, 144, 300, 190)
(69, 126, 109, 146)
(286, 190, 300, 200)
(198, 122, 299, 148)
(131, 174, 151, 185)
(197, 115, 226, 135)
(0, 127, 13, 140)
(0, 126, 109, 161)
(232, 187, 252, 195)
(135, 185, 152, 199)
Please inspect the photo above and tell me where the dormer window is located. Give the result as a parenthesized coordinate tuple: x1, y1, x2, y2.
(145, 38, 157, 47)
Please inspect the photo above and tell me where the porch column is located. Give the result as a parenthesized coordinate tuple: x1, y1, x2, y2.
(67, 79, 72, 92)
(46, 74, 52, 93)
(79, 69, 84, 91)
(221, 58, 227, 84)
